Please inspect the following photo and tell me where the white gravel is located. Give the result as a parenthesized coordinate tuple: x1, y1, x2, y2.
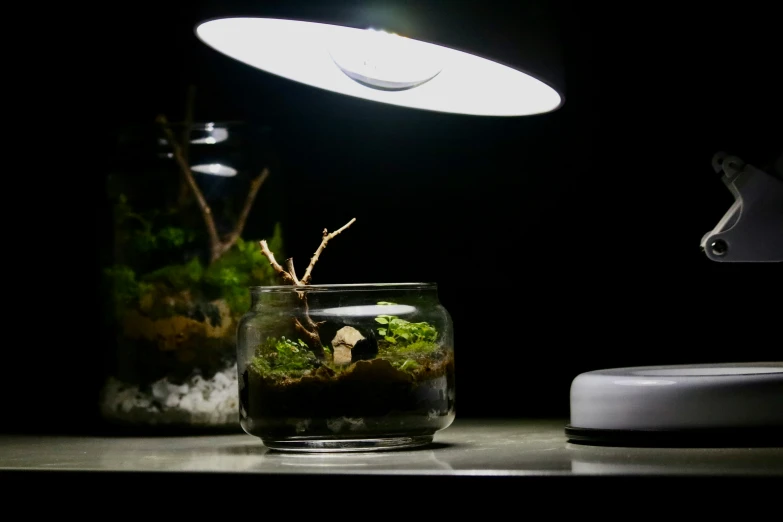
(100, 364, 240, 427)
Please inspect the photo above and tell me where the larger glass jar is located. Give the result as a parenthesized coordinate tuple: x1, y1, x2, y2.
(99, 121, 284, 432)
(237, 283, 455, 451)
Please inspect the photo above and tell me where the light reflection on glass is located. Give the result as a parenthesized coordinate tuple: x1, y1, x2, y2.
(314, 304, 417, 317)
(191, 163, 237, 177)
(191, 127, 229, 145)
(612, 379, 677, 386)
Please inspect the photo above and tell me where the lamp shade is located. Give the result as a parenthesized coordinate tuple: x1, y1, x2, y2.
(194, 1, 565, 116)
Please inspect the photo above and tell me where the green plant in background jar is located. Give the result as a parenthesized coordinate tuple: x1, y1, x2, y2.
(100, 88, 283, 431)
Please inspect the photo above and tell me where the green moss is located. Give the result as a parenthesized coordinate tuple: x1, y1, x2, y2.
(157, 226, 191, 248)
(103, 265, 142, 313)
(143, 256, 204, 290)
(203, 225, 284, 314)
(397, 340, 438, 355)
(105, 194, 285, 320)
(373, 306, 439, 365)
(397, 359, 420, 374)
(372, 307, 441, 373)
(250, 336, 321, 380)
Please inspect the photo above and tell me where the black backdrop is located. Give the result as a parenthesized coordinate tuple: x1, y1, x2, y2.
(5, 1, 780, 433)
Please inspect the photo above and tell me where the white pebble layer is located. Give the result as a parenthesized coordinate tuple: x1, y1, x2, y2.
(100, 364, 240, 426)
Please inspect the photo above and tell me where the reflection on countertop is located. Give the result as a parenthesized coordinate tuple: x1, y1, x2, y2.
(1, 419, 781, 476)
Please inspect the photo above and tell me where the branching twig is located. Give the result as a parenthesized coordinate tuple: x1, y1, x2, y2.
(286, 258, 301, 285)
(295, 319, 324, 358)
(257, 219, 357, 361)
(302, 297, 325, 329)
(259, 239, 297, 285)
(300, 218, 356, 285)
(216, 168, 270, 258)
(159, 114, 270, 264)
(157, 114, 222, 262)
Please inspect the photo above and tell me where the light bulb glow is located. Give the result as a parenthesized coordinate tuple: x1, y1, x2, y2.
(195, 18, 562, 116)
(329, 29, 443, 91)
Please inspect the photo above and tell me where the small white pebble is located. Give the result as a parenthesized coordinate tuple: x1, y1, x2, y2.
(213, 372, 231, 389)
(151, 380, 169, 400)
(179, 395, 196, 411)
(164, 393, 180, 408)
(101, 364, 240, 426)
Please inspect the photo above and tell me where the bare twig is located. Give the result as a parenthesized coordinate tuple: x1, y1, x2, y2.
(286, 258, 301, 285)
(259, 239, 296, 285)
(160, 112, 270, 264)
(157, 114, 222, 262)
(236, 168, 269, 238)
(300, 218, 356, 285)
(295, 318, 324, 358)
(302, 296, 325, 329)
(256, 219, 356, 362)
(217, 168, 270, 257)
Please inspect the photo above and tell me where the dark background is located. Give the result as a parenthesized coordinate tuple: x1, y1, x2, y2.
(5, 1, 780, 433)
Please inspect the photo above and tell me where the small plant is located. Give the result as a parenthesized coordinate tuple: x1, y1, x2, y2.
(375, 313, 438, 345)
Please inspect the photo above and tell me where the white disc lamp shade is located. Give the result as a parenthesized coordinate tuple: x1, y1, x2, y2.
(195, 17, 563, 116)
(567, 363, 783, 446)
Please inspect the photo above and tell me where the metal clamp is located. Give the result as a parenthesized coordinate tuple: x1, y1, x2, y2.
(701, 152, 783, 262)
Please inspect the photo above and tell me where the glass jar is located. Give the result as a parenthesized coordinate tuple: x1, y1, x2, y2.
(237, 283, 455, 451)
(99, 121, 284, 432)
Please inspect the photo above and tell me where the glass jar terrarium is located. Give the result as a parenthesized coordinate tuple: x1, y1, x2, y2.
(237, 283, 455, 451)
(99, 120, 284, 431)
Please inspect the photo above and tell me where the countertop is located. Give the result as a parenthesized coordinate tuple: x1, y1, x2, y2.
(3, 418, 782, 475)
(2, 419, 781, 501)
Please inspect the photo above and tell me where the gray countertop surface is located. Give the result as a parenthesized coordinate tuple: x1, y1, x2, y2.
(2, 419, 782, 476)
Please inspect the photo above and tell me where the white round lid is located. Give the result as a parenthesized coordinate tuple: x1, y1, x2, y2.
(569, 363, 783, 432)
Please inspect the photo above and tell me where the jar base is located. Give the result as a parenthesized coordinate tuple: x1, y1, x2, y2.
(260, 435, 434, 452)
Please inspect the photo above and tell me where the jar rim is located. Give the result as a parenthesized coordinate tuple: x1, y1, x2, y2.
(250, 282, 437, 293)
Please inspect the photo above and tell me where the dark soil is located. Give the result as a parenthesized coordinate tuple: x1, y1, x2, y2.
(240, 350, 455, 439)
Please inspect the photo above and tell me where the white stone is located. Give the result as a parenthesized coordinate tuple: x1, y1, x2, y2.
(178, 394, 195, 411)
(164, 393, 180, 408)
(100, 363, 241, 426)
(151, 379, 169, 401)
(332, 326, 365, 366)
(213, 372, 231, 389)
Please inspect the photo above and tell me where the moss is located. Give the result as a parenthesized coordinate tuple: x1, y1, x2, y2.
(250, 336, 322, 381)
(373, 307, 440, 371)
(377, 336, 443, 376)
(105, 194, 284, 319)
(398, 340, 438, 355)
(202, 226, 284, 314)
(104, 265, 141, 307)
(143, 256, 204, 291)
(397, 359, 420, 374)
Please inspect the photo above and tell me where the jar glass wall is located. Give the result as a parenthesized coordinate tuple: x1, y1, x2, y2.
(237, 283, 455, 451)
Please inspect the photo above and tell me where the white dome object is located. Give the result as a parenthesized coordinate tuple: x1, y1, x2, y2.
(568, 363, 783, 442)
